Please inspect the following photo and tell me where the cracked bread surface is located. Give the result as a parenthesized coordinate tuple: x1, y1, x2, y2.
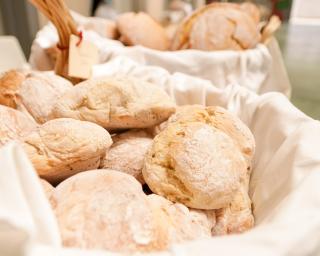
(53, 170, 169, 253)
(102, 130, 153, 184)
(143, 121, 246, 210)
(171, 2, 260, 51)
(51, 76, 176, 130)
(0, 105, 37, 146)
(22, 118, 112, 183)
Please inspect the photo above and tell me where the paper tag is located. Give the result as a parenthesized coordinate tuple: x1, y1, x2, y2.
(68, 34, 98, 79)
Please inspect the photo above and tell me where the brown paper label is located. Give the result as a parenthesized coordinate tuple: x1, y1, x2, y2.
(68, 34, 98, 79)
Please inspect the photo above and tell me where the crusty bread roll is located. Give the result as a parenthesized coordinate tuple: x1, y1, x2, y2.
(143, 121, 246, 209)
(156, 105, 255, 168)
(102, 130, 153, 184)
(160, 105, 255, 234)
(171, 2, 261, 51)
(18, 72, 73, 124)
(117, 12, 169, 50)
(0, 105, 37, 146)
(40, 178, 56, 208)
(53, 170, 168, 253)
(51, 76, 176, 130)
(212, 180, 254, 235)
(0, 70, 26, 108)
(22, 118, 112, 183)
(147, 194, 213, 243)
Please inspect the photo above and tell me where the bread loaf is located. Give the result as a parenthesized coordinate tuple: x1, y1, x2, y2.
(147, 194, 213, 243)
(117, 12, 169, 50)
(102, 130, 153, 183)
(143, 121, 246, 209)
(51, 76, 176, 130)
(0, 70, 25, 108)
(19, 72, 73, 123)
(22, 118, 112, 183)
(53, 170, 168, 253)
(171, 2, 261, 51)
(0, 105, 37, 146)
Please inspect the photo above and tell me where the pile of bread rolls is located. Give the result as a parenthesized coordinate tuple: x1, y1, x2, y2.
(0, 69, 255, 253)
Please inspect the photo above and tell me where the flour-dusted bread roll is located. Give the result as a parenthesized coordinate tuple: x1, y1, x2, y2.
(54, 170, 168, 253)
(40, 178, 56, 208)
(117, 12, 169, 50)
(212, 180, 254, 235)
(22, 118, 112, 183)
(153, 105, 255, 231)
(189, 208, 216, 236)
(102, 130, 153, 183)
(158, 105, 255, 168)
(143, 121, 246, 209)
(171, 2, 261, 51)
(18, 72, 73, 124)
(0, 105, 37, 146)
(51, 76, 176, 130)
(0, 70, 26, 108)
(147, 194, 213, 244)
(206, 106, 255, 168)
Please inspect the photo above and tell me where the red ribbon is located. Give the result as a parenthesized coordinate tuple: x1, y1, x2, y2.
(76, 31, 83, 47)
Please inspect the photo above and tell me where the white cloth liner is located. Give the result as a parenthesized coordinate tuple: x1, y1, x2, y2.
(1, 56, 320, 255)
(28, 13, 291, 97)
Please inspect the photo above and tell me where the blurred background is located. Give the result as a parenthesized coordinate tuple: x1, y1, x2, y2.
(0, 0, 319, 119)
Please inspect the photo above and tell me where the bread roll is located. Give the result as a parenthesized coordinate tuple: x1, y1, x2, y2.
(147, 194, 213, 243)
(0, 105, 37, 146)
(157, 105, 255, 168)
(117, 12, 169, 50)
(53, 170, 168, 253)
(0, 70, 25, 108)
(161, 105, 255, 234)
(18, 72, 73, 124)
(22, 118, 112, 183)
(102, 130, 152, 183)
(212, 180, 254, 235)
(143, 121, 246, 209)
(171, 2, 260, 51)
(51, 76, 176, 130)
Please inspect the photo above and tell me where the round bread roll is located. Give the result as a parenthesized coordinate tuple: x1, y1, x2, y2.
(147, 194, 213, 243)
(40, 178, 55, 208)
(51, 76, 176, 130)
(0, 105, 37, 146)
(189, 6, 260, 51)
(22, 118, 112, 183)
(117, 12, 169, 50)
(143, 121, 246, 209)
(19, 72, 73, 124)
(102, 130, 153, 183)
(54, 170, 168, 253)
(171, 2, 260, 51)
(156, 105, 255, 168)
(0, 70, 26, 108)
(212, 182, 254, 235)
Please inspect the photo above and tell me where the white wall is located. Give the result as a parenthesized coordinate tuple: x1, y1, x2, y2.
(291, 0, 320, 24)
